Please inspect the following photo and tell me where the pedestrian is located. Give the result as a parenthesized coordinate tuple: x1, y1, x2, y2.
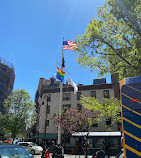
(41, 139, 47, 158)
(56, 144, 64, 158)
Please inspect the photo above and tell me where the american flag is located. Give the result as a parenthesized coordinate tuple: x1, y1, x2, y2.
(63, 40, 76, 51)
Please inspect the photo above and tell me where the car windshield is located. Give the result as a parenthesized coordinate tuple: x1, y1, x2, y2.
(29, 143, 38, 146)
(0, 146, 33, 158)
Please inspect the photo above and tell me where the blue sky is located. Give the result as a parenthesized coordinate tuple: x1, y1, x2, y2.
(0, 0, 110, 101)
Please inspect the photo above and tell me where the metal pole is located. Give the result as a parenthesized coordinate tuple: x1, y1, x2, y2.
(57, 36, 64, 145)
(57, 81, 62, 144)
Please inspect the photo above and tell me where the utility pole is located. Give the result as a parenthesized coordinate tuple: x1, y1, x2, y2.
(57, 36, 64, 145)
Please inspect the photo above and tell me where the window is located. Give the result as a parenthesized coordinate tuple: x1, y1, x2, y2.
(77, 92, 81, 100)
(0, 79, 4, 84)
(46, 105, 50, 114)
(92, 123, 98, 127)
(47, 94, 51, 102)
(93, 139, 105, 148)
(103, 90, 110, 98)
(19, 143, 29, 147)
(110, 139, 119, 148)
(77, 104, 82, 111)
(63, 104, 71, 109)
(106, 117, 111, 126)
(63, 93, 71, 101)
(45, 120, 49, 127)
(91, 91, 96, 98)
(1, 67, 6, 72)
(92, 117, 98, 127)
(65, 135, 70, 144)
(63, 104, 71, 113)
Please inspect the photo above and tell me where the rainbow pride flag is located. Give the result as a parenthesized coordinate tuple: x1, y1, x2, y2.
(56, 67, 65, 82)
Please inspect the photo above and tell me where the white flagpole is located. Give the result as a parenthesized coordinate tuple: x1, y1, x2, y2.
(57, 36, 64, 145)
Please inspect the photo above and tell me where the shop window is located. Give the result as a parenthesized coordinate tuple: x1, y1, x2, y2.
(93, 139, 105, 148)
(65, 135, 70, 144)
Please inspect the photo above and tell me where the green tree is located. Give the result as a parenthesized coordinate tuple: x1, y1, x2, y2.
(80, 96, 121, 130)
(75, 0, 141, 80)
(109, 0, 141, 38)
(80, 96, 121, 157)
(0, 89, 37, 138)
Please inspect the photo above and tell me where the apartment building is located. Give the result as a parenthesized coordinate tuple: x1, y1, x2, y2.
(0, 58, 15, 114)
(33, 74, 120, 147)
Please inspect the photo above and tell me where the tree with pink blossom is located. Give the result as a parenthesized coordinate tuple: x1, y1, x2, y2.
(55, 107, 100, 158)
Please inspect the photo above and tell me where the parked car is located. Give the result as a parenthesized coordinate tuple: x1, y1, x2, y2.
(116, 148, 124, 158)
(0, 143, 33, 158)
(18, 142, 43, 155)
(3, 139, 12, 144)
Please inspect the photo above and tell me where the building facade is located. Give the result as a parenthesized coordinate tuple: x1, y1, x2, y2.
(0, 58, 15, 114)
(33, 74, 120, 147)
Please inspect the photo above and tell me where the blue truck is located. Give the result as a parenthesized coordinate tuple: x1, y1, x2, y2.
(120, 76, 141, 158)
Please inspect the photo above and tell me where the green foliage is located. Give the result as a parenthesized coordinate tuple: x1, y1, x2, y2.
(80, 96, 121, 128)
(75, 0, 141, 80)
(0, 89, 37, 138)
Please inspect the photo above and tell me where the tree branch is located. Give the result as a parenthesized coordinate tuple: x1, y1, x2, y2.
(101, 39, 132, 65)
(92, 46, 115, 55)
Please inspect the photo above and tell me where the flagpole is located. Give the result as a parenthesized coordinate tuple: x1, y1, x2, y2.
(57, 36, 64, 145)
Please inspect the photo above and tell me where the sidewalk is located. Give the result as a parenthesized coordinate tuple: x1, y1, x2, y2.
(64, 155, 93, 158)
(34, 154, 116, 158)
(64, 154, 115, 158)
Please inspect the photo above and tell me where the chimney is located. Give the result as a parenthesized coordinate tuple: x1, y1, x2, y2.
(111, 73, 120, 99)
(50, 77, 55, 85)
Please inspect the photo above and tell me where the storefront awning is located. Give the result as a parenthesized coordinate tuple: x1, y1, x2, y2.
(72, 131, 121, 137)
(39, 133, 57, 139)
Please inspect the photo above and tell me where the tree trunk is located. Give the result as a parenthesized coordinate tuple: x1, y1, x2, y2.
(85, 133, 89, 158)
(12, 132, 16, 140)
(63, 132, 66, 155)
